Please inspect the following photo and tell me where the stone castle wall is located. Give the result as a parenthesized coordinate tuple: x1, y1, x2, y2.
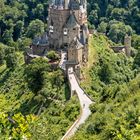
(64, 27, 80, 45)
(48, 7, 88, 49)
(68, 47, 77, 64)
(77, 48, 83, 65)
(48, 9, 70, 48)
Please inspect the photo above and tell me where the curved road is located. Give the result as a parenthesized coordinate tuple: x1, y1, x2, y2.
(60, 51, 93, 140)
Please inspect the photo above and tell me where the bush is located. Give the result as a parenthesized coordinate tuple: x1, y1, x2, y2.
(5, 53, 17, 68)
(90, 103, 97, 113)
(47, 51, 59, 61)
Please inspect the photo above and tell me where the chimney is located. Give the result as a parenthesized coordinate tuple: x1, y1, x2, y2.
(64, 0, 69, 9)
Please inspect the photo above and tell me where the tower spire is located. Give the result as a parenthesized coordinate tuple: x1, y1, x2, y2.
(64, 0, 69, 9)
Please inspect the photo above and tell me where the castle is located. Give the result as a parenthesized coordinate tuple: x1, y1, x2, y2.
(25, 0, 89, 78)
(48, 0, 89, 48)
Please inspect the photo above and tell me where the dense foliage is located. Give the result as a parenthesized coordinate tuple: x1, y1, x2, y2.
(0, 0, 48, 48)
(87, 0, 140, 44)
(72, 34, 140, 140)
(0, 53, 80, 139)
(1, 0, 140, 139)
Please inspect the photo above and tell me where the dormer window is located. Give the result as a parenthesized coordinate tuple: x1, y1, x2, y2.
(64, 28, 68, 35)
(49, 25, 54, 33)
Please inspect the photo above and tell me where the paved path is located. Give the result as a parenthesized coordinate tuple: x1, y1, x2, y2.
(61, 69, 93, 140)
(59, 51, 93, 140)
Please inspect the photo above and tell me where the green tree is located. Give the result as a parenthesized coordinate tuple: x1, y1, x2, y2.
(97, 21, 107, 33)
(108, 21, 133, 43)
(33, 4, 44, 20)
(26, 58, 50, 92)
(0, 112, 35, 139)
(27, 19, 45, 39)
(5, 53, 17, 68)
(132, 34, 140, 49)
(111, 8, 127, 21)
(134, 48, 140, 68)
(88, 10, 99, 27)
(2, 29, 13, 45)
(98, 61, 113, 83)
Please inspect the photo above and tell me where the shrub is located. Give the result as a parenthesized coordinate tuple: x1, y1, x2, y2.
(47, 51, 59, 61)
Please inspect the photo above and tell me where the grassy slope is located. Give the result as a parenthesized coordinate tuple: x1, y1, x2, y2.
(81, 35, 97, 88)
(81, 34, 113, 100)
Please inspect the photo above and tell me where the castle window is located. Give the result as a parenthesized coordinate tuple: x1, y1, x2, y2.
(49, 25, 54, 33)
(64, 28, 68, 35)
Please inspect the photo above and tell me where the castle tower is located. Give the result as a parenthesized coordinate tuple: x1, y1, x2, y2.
(124, 34, 131, 57)
(48, 0, 88, 49)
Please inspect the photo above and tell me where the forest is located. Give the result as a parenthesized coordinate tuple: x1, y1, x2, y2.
(0, 0, 140, 139)
(72, 34, 140, 140)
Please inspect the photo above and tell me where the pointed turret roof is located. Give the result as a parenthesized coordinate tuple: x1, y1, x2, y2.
(65, 13, 80, 28)
(69, 0, 80, 10)
(75, 38, 84, 49)
(70, 37, 83, 49)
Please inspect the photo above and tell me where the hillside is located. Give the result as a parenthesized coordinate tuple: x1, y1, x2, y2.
(71, 34, 140, 140)
(0, 49, 80, 139)
(1, 0, 140, 140)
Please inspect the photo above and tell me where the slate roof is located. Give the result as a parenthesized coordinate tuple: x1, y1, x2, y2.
(32, 32, 48, 46)
(69, 0, 80, 10)
(65, 13, 80, 28)
(70, 37, 83, 49)
(76, 38, 84, 49)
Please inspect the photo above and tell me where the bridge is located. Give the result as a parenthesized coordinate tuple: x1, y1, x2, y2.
(59, 51, 93, 140)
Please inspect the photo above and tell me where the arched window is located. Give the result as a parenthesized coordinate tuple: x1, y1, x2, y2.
(63, 28, 68, 35)
(49, 20, 54, 33)
(49, 25, 54, 33)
